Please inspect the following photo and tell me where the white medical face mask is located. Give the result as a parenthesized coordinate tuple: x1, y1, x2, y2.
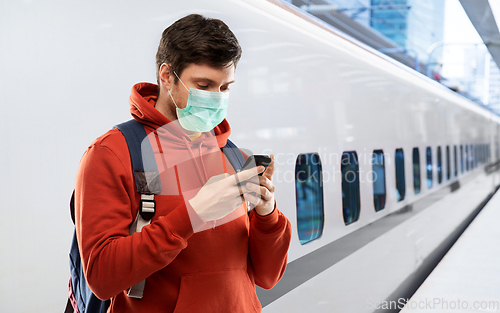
(168, 71, 229, 132)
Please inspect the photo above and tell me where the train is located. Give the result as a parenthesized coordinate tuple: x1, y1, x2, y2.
(3, 0, 500, 312)
(221, 0, 500, 312)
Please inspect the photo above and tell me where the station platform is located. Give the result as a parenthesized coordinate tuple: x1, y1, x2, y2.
(400, 189, 500, 312)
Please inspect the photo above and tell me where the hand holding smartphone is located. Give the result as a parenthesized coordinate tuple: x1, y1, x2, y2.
(237, 154, 272, 214)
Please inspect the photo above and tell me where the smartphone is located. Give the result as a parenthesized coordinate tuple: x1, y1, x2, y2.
(241, 155, 272, 175)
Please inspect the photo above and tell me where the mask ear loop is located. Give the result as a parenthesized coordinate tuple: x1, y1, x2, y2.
(173, 71, 189, 92)
(161, 63, 189, 109)
(167, 70, 190, 110)
(167, 88, 179, 109)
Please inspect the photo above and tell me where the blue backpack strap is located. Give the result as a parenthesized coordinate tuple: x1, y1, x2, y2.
(114, 119, 162, 299)
(115, 120, 161, 194)
(222, 139, 245, 172)
(115, 119, 161, 221)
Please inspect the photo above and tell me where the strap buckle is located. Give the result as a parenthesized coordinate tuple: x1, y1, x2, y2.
(139, 194, 155, 220)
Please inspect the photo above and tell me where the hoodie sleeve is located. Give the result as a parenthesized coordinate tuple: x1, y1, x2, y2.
(248, 203, 292, 289)
(75, 130, 195, 300)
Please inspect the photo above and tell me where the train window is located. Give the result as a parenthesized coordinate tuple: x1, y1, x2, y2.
(437, 146, 442, 184)
(412, 148, 421, 194)
(479, 144, 482, 165)
(477, 144, 480, 165)
(454, 145, 458, 177)
(476, 145, 479, 165)
(475, 144, 478, 167)
(474, 144, 477, 168)
(465, 145, 469, 171)
(395, 149, 406, 202)
(479, 144, 483, 164)
(446, 146, 450, 180)
(479, 144, 482, 164)
(496, 142, 499, 161)
(426, 147, 433, 189)
(341, 151, 361, 225)
(473, 144, 476, 168)
(372, 150, 386, 212)
(460, 145, 464, 173)
(295, 153, 324, 245)
(470, 144, 474, 169)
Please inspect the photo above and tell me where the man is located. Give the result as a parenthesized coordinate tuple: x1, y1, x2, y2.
(75, 14, 291, 312)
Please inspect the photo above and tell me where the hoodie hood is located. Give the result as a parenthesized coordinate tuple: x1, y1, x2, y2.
(129, 82, 231, 148)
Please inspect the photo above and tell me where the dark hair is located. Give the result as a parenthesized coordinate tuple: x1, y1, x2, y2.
(156, 14, 242, 84)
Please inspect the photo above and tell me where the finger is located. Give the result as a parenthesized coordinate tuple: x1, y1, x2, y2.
(262, 154, 275, 180)
(258, 176, 275, 192)
(243, 192, 262, 207)
(259, 185, 273, 201)
(233, 166, 264, 185)
(245, 178, 273, 194)
(243, 182, 261, 196)
(245, 182, 273, 201)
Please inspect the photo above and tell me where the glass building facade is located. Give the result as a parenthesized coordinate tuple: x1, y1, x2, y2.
(370, 0, 408, 48)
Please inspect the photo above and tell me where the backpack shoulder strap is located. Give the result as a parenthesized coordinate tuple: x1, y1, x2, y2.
(221, 139, 245, 172)
(115, 119, 161, 195)
(114, 119, 160, 299)
(69, 120, 161, 225)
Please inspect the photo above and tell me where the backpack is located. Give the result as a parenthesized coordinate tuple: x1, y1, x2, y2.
(65, 119, 245, 313)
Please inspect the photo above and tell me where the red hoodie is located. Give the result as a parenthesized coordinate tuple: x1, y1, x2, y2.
(75, 83, 292, 313)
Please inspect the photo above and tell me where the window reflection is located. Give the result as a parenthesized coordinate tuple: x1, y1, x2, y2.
(295, 153, 324, 245)
(395, 149, 406, 202)
(412, 148, 421, 194)
(372, 150, 386, 211)
(342, 151, 361, 225)
(437, 146, 442, 183)
(426, 147, 433, 189)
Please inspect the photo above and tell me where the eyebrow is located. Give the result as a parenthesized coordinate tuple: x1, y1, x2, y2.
(193, 77, 236, 85)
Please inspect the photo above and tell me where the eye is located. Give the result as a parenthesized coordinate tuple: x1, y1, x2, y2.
(197, 84, 209, 89)
(220, 85, 230, 92)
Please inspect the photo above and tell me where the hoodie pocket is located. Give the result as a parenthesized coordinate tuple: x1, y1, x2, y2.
(173, 268, 261, 313)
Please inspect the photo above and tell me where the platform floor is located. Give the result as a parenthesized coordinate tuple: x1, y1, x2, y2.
(400, 189, 500, 313)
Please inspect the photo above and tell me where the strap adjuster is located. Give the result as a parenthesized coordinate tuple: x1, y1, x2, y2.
(139, 194, 155, 220)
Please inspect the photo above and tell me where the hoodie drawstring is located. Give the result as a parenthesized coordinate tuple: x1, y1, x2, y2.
(198, 144, 210, 183)
(182, 137, 208, 186)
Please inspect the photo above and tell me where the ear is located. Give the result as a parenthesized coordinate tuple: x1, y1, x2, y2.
(159, 63, 173, 91)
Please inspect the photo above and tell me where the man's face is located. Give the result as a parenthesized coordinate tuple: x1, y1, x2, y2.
(171, 63, 235, 110)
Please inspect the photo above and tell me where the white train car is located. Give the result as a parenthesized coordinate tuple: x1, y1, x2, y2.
(226, 1, 500, 312)
(2, 0, 500, 312)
